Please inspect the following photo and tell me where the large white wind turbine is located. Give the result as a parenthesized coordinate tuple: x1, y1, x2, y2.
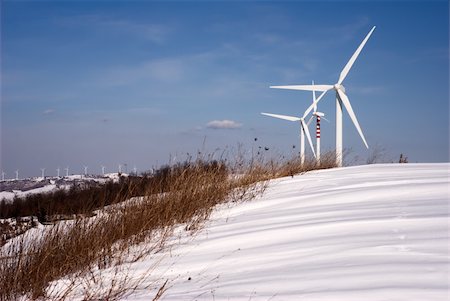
(261, 90, 327, 165)
(271, 26, 376, 167)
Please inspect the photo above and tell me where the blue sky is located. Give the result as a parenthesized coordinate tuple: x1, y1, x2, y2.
(1, 0, 448, 178)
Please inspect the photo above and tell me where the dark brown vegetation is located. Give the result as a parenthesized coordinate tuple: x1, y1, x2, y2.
(0, 161, 225, 221)
(0, 153, 336, 300)
(399, 153, 408, 163)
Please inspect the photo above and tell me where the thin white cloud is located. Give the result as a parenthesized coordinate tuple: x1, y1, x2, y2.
(57, 14, 170, 44)
(325, 17, 371, 42)
(100, 19, 169, 44)
(351, 85, 386, 95)
(43, 109, 55, 115)
(99, 58, 184, 86)
(206, 120, 242, 130)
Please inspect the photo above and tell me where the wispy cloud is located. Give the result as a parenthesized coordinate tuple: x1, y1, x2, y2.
(351, 85, 386, 95)
(206, 120, 242, 130)
(57, 14, 171, 44)
(42, 109, 55, 115)
(254, 33, 283, 44)
(325, 17, 371, 42)
(99, 58, 184, 86)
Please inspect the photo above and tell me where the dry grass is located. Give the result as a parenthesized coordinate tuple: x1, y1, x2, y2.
(0, 153, 336, 300)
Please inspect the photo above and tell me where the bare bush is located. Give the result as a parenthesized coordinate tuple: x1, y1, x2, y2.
(0, 153, 335, 300)
(366, 144, 388, 164)
(399, 153, 408, 163)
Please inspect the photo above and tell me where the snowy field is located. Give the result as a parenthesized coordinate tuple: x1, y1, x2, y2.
(118, 163, 449, 301)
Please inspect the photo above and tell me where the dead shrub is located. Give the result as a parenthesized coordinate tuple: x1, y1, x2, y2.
(0, 152, 335, 300)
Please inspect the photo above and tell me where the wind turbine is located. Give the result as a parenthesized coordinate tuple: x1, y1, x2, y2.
(271, 26, 376, 167)
(1, 171, 5, 181)
(56, 167, 60, 178)
(15, 170, 19, 180)
(65, 167, 69, 177)
(101, 165, 106, 175)
(305, 82, 330, 165)
(261, 90, 327, 165)
(84, 166, 88, 177)
(41, 168, 45, 178)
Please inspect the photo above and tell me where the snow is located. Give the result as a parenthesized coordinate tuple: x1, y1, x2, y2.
(0, 184, 58, 201)
(27, 163, 448, 300)
(125, 163, 449, 301)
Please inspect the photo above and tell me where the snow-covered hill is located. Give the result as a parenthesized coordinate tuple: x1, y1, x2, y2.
(123, 163, 449, 301)
(45, 163, 449, 300)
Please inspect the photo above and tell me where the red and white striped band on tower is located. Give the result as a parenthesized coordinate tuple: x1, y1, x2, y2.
(316, 116, 321, 138)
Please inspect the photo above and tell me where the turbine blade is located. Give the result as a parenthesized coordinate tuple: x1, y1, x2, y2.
(301, 119, 316, 158)
(261, 112, 301, 122)
(302, 90, 328, 118)
(270, 84, 333, 92)
(306, 115, 314, 126)
(336, 89, 369, 148)
(322, 116, 331, 123)
(312, 80, 317, 112)
(338, 26, 376, 85)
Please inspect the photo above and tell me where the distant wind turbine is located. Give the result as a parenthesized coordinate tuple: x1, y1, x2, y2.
(118, 164, 122, 174)
(261, 90, 327, 165)
(15, 170, 19, 180)
(65, 167, 69, 177)
(41, 168, 45, 178)
(56, 167, 60, 178)
(84, 166, 88, 176)
(1, 171, 5, 181)
(271, 26, 376, 167)
(303, 82, 330, 165)
(101, 165, 106, 175)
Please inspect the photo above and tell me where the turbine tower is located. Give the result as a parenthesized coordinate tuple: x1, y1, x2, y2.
(15, 170, 19, 180)
(261, 90, 327, 165)
(65, 167, 69, 177)
(41, 168, 45, 178)
(56, 167, 60, 178)
(1, 171, 5, 181)
(101, 165, 106, 175)
(271, 26, 376, 167)
(84, 166, 88, 177)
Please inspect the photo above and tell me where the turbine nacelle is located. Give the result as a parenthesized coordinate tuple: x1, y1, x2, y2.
(313, 112, 325, 117)
(334, 84, 345, 93)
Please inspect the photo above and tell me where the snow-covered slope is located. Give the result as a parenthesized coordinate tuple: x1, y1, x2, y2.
(125, 163, 449, 301)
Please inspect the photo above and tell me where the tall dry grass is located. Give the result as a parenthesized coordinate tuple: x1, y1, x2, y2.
(0, 153, 336, 300)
